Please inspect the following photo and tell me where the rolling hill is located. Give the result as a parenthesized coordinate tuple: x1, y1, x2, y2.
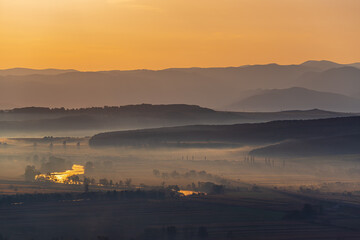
(89, 116, 360, 149)
(250, 134, 360, 157)
(227, 87, 360, 112)
(300, 60, 344, 71)
(297, 66, 360, 96)
(0, 68, 77, 76)
(1, 104, 353, 136)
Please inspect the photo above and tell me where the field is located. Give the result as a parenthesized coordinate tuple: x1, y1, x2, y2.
(2, 138, 360, 239)
(2, 188, 360, 240)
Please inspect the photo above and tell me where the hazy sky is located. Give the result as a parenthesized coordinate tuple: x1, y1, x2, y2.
(0, 0, 359, 70)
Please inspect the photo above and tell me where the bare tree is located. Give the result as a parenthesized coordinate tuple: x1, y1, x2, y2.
(24, 165, 39, 181)
(125, 178, 132, 189)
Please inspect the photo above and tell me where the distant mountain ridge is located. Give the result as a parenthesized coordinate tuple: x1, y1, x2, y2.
(228, 87, 360, 112)
(296, 66, 360, 96)
(1, 60, 359, 109)
(0, 68, 77, 76)
(300, 60, 344, 71)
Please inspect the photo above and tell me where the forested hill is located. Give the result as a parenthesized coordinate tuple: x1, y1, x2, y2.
(89, 116, 360, 148)
(1, 104, 353, 135)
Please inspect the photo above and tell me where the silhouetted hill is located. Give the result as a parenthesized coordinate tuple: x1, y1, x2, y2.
(228, 87, 360, 112)
(297, 66, 360, 96)
(89, 116, 360, 148)
(4, 104, 214, 115)
(349, 63, 360, 69)
(250, 134, 360, 157)
(300, 60, 343, 71)
(0, 68, 77, 76)
(1, 104, 353, 136)
(2, 61, 359, 110)
(0, 62, 334, 109)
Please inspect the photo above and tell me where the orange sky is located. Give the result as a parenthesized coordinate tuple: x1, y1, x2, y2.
(0, 0, 359, 70)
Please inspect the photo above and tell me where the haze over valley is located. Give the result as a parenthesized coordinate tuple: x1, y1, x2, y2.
(1, 60, 360, 240)
(2, 0, 360, 239)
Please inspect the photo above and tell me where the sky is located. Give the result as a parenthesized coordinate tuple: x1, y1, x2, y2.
(0, 0, 359, 70)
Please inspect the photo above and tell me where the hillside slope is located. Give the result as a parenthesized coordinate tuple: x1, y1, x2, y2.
(1, 105, 352, 135)
(297, 66, 360, 96)
(89, 116, 360, 148)
(250, 134, 360, 157)
(228, 87, 360, 112)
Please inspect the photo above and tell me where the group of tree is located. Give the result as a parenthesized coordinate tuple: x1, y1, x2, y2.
(0, 190, 169, 207)
(2, 104, 196, 115)
(90, 177, 133, 189)
(153, 169, 229, 186)
(284, 203, 322, 220)
(138, 225, 210, 240)
(24, 165, 40, 181)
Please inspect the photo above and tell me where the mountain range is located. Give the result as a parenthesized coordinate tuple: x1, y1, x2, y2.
(227, 87, 360, 112)
(1, 60, 359, 110)
(297, 66, 360, 96)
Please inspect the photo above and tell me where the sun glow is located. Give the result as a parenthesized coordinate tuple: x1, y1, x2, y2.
(1, 0, 359, 70)
(35, 164, 85, 184)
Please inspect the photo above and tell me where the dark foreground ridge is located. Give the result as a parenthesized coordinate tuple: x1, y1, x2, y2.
(251, 133, 360, 157)
(0, 104, 353, 134)
(89, 116, 360, 150)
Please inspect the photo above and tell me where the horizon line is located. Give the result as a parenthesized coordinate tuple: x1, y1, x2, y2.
(1, 60, 359, 72)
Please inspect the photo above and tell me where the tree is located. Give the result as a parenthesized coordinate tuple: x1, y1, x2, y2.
(170, 170, 180, 178)
(125, 178, 132, 189)
(24, 165, 39, 181)
(142, 228, 161, 240)
(0, 233, 6, 240)
(118, 180, 124, 188)
(99, 178, 109, 186)
(153, 169, 160, 177)
(226, 231, 233, 239)
(97, 236, 108, 240)
(167, 226, 177, 240)
(211, 184, 225, 194)
(85, 161, 94, 175)
(302, 203, 316, 218)
(67, 175, 80, 184)
(197, 226, 208, 239)
(83, 177, 91, 193)
(90, 178, 96, 185)
(168, 185, 180, 191)
(182, 226, 195, 240)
